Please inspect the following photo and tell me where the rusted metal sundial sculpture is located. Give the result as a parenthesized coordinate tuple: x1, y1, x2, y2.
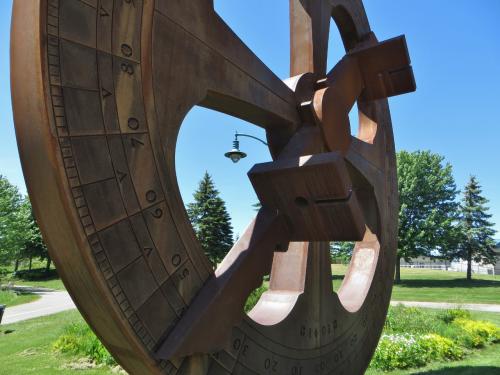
(11, 1, 415, 374)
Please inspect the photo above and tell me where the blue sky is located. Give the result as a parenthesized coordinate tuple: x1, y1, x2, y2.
(1, 1, 499, 238)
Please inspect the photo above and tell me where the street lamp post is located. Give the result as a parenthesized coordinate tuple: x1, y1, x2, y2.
(224, 131, 268, 163)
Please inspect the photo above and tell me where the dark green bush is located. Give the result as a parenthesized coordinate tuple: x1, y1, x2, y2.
(437, 309, 471, 324)
(244, 284, 267, 312)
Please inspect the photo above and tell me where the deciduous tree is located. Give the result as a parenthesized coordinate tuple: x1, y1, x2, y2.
(20, 201, 51, 272)
(396, 151, 459, 283)
(0, 175, 30, 267)
(330, 242, 354, 264)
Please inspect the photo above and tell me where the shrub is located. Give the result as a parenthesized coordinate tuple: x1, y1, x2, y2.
(453, 318, 500, 348)
(12, 268, 58, 281)
(371, 333, 463, 371)
(372, 334, 428, 370)
(372, 306, 500, 371)
(420, 333, 464, 361)
(437, 309, 471, 324)
(385, 305, 440, 334)
(53, 322, 116, 366)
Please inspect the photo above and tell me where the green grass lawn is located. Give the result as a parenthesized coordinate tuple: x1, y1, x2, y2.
(7, 276, 66, 291)
(0, 310, 116, 375)
(392, 309, 500, 327)
(332, 265, 500, 304)
(1, 263, 65, 291)
(0, 290, 40, 307)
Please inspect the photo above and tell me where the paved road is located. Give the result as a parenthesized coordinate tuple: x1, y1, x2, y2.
(391, 300, 500, 313)
(2, 290, 76, 325)
(2, 289, 500, 325)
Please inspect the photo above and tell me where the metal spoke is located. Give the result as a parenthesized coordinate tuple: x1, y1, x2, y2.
(155, 208, 290, 359)
(153, 2, 301, 132)
(290, 0, 333, 76)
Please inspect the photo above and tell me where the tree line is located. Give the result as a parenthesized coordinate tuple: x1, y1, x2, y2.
(0, 171, 235, 276)
(190, 151, 497, 283)
(332, 150, 497, 282)
(0, 175, 50, 274)
(1, 150, 497, 283)
(396, 150, 496, 282)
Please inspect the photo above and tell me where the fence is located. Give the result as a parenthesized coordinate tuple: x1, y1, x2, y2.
(400, 263, 450, 270)
(400, 262, 497, 275)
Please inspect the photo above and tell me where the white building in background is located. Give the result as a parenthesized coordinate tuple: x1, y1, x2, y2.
(400, 241, 500, 275)
(450, 242, 500, 275)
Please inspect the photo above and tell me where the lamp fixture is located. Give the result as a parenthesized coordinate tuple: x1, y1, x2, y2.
(224, 131, 267, 163)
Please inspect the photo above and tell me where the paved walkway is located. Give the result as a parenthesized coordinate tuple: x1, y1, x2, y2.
(2, 288, 499, 326)
(391, 300, 500, 313)
(2, 290, 76, 325)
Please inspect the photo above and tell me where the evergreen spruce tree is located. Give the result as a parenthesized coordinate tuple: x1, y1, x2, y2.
(457, 176, 497, 281)
(187, 172, 234, 267)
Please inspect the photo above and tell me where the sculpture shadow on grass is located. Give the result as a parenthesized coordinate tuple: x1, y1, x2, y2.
(413, 366, 500, 375)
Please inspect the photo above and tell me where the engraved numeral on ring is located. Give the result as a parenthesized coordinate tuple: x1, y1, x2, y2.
(101, 88, 112, 98)
(99, 6, 109, 17)
(120, 62, 134, 75)
(171, 254, 181, 267)
(127, 117, 139, 130)
(130, 137, 144, 148)
(264, 358, 277, 372)
(146, 190, 157, 203)
(121, 44, 133, 57)
(232, 338, 241, 351)
(117, 170, 127, 183)
(178, 267, 189, 280)
(152, 208, 163, 218)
